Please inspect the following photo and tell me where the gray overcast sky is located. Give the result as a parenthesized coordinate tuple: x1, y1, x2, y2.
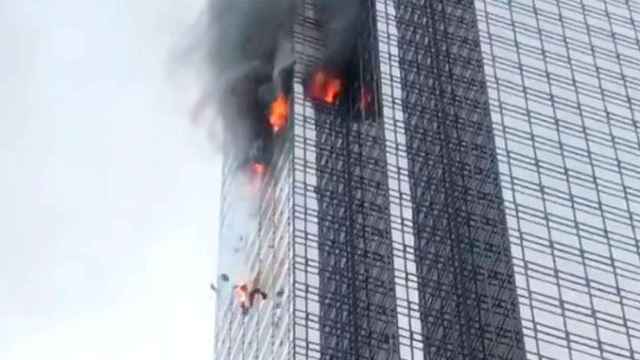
(0, 1, 220, 359)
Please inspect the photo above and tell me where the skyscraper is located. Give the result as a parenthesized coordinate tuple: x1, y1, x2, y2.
(214, 1, 640, 359)
(476, 0, 640, 359)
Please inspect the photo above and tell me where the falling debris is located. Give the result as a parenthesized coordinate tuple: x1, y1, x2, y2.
(234, 282, 268, 315)
(250, 288, 268, 306)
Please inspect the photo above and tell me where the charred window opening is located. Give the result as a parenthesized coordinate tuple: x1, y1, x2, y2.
(302, 0, 380, 123)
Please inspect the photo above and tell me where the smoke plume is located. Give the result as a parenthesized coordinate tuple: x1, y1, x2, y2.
(202, 0, 362, 172)
(191, 0, 365, 297)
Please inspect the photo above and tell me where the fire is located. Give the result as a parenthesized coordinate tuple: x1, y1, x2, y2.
(324, 77, 343, 104)
(251, 162, 267, 176)
(249, 162, 267, 193)
(309, 70, 344, 105)
(269, 94, 289, 133)
(234, 284, 249, 304)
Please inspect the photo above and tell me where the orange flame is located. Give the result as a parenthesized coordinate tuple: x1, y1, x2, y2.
(325, 78, 343, 104)
(234, 284, 249, 305)
(269, 94, 289, 133)
(251, 162, 267, 176)
(309, 70, 344, 105)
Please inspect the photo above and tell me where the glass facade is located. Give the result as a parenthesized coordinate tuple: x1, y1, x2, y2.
(290, 1, 402, 358)
(476, 0, 640, 359)
(215, 0, 640, 360)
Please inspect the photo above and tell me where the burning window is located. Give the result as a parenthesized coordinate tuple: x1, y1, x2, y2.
(308, 69, 345, 105)
(269, 94, 289, 133)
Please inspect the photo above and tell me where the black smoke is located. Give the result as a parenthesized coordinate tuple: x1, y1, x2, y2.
(194, 0, 366, 299)
(205, 0, 363, 172)
(317, 0, 362, 70)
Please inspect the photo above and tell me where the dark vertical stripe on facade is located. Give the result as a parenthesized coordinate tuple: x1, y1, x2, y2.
(310, 1, 402, 358)
(393, 0, 526, 359)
